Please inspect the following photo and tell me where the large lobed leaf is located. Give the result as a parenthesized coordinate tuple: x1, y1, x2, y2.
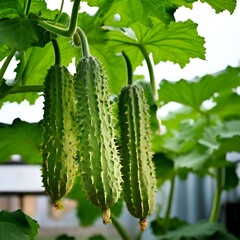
(84, 0, 237, 27)
(107, 19, 206, 69)
(158, 66, 240, 110)
(200, 0, 236, 14)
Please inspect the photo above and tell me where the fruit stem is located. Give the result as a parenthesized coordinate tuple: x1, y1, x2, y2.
(51, 38, 61, 65)
(122, 51, 133, 85)
(76, 27, 91, 57)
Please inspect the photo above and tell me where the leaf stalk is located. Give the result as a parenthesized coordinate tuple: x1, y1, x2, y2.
(0, 49, 16, 84)
(163, 175, 175, 234)
(9, 85, 44, 94)
(209, 168, 222, 222)
(138, 45, 158, 101)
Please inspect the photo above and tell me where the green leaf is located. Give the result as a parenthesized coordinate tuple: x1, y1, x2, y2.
(153, 153, 174, 185)
(161, 106, 199, 130)
(107, 19, 205, 69)
(173, 147, 211, 172)
(200, 0, 237, 14)
(0, 223, 29, 240)
(152, 119, 204, 154)
(0, 0, 24, 20)
(199, 120, 240, 150)
(223, 165, 239, 191)
(158, 221, 239, 240)
(0, 118, 42, 164)
(0, 92, 40, 109)
(67, 174, 100, 226)
(0, 44, 11, 62)
(151, 217, 188, 236)
(214, 135, 240, 159)
(88, 235, 107, 240)
(0, 18, 50, 51)
(0, 209, 39, 240)
(158, 66, 240, 110)
(29, 0, 47, 15)
(55, 234, 75, 240)
(84, 0, 196, 26)
(209, 93, 240, 119)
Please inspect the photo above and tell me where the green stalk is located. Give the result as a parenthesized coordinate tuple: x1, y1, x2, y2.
(111, 215, 131, 240)
(54, 0, 65, 23)
(24, 0, 32, 15)
(38, 0, 80, 37)
(209, 168, 222, 222)
(163, 175, 176, 234)
(138, 45, 157, 101)
(76, 27, 90, 57)
(135, 231, 143, 240)
(0, 49, 16, 84)
(122, 51, 133, 85)
(51, 38, 61, 65)
(9, 85, 44, 94)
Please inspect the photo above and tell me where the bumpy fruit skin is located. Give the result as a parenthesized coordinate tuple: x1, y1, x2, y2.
(41, 65, 76, 209)
(118, 84, 156, 231)
(74, 56, 122, 224)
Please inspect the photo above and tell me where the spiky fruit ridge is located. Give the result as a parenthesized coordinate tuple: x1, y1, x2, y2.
(41, 65, 77, 209)
(118, 84, 156, 231)
(74, 56, 122, 224)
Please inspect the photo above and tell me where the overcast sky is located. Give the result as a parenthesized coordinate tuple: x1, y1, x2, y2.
(0, 0, 240, 123)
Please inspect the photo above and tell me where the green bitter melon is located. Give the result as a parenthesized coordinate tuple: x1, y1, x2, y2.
(73, 28, 122, 224)
(118, 70, 156, 231)
(41, 64, 77, 209)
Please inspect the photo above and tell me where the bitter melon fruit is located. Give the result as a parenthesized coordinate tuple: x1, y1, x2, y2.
(118, 84, 156, 231)
(74, 55, 122, 224)
(41, 65, 77, 209)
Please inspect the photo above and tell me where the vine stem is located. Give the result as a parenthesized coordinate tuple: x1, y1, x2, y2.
(54, 0, 65, 23)
(163, 175, 176, 234)
(122, 51, 133, 85)
(76, 27, 90, 57)
(51, 38, 61, 65)
(24, 0, 32, 15)
(111, 215, 131, 240)
(38, 0, 81, 37)
(138, 45, 158, 101)
(9, 85, 44, 94)
(209, 168, 222, 222)
(0, 48, 16, 84)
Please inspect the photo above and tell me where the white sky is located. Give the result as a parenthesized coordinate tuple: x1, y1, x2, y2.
(0, 0, 240, 123)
